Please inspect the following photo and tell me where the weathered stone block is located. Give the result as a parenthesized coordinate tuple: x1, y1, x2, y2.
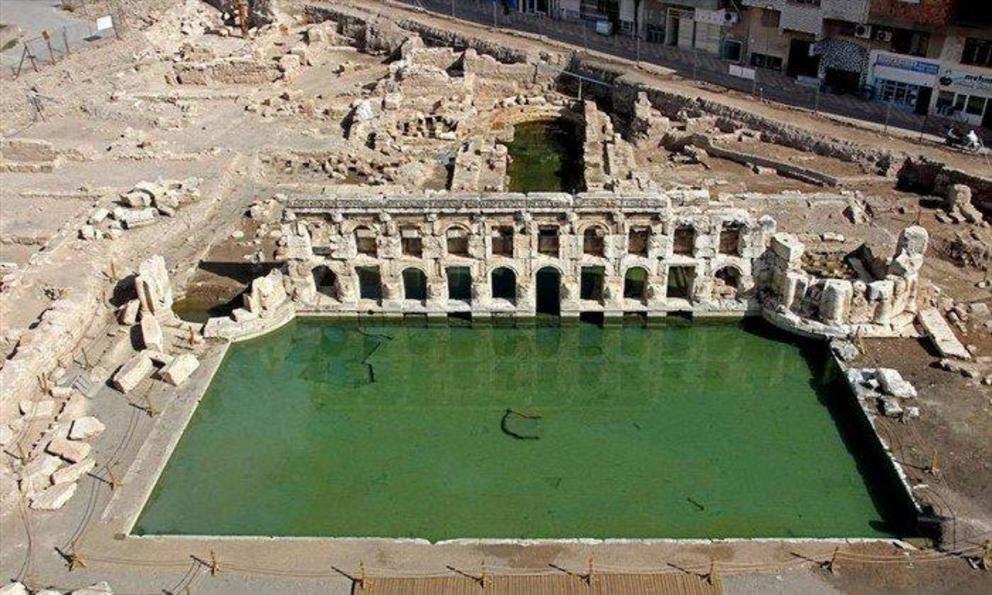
(139, 315, 164, 352)
(52, 458, 95, 485)
(820, 279, 853, 324)
(112, 353, 153, 393)
(159, 354, 199, 387)
(69, 416, 105, 440)
(30, 481, 77, 510)
(46, 437, 91, 463)
(877, 368, 917, 399)
(770, 233, 804, 268)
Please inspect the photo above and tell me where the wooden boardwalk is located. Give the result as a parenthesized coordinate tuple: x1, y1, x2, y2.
(364, 573, 722, 594)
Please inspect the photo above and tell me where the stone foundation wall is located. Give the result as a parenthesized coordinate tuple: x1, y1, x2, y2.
(897, 157, 992, 218)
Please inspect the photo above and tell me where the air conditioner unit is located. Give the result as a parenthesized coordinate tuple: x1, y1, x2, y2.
(854, 24, 871, 39)
(876, 30, 893, 42)
(723, 11, 740, 26)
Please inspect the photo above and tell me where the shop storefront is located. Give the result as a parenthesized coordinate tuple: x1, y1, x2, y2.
(867, 50, 941, 115)
(935, 68, 992, 129)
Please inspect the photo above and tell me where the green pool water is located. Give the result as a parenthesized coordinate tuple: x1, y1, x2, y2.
(135, 319, 900, 539)
(503, 119, 582, 193)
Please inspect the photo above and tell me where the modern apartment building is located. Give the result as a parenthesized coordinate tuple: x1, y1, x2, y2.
(505, 0, 991, 127)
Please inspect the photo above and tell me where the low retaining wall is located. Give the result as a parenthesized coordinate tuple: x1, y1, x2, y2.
(830, 344, 936, 540)
(897, 157, 992, 218)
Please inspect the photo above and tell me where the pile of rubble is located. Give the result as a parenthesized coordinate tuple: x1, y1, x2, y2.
(79, 179, 201, 241)
(110, 257, 203, 393)
(847, 367, 920, 420)
(4, 375, 106, 512)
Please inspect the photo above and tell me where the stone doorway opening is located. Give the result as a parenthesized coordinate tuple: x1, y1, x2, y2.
(491, 267, 517, 303)
(535, 266, 561, 316)
(624, 267, 648, 302)
(446, 266, 472, 302)
(357, 266, 382, 302)
(402, 268, 427, 302)
(312, 265, 338, 299)
(581, 266, 605, 302)
(667, 266, 694, 300)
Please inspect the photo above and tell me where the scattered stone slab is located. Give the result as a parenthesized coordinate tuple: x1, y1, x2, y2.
(877, 368, 917, 399)
(118, 299, 140, 325)
(112, 353, 153, 393)
(19, 399, 57, 418)
(881, 397, 903, 418)
(69, 417, 105, 440)
(140, 315, 164, 352)
(46, 437, 91, 463)
(30, 481, 77, 510)
(159, 353, 199, 386)
(52, 458, 95, 485)
(72, 582, 113, 595)
(118, 207, 158, 229)
(919, 308, 972, 360)
(19, 454, 62, 491)
(0, 583, 28, 595)
(58, 394, 87, 421)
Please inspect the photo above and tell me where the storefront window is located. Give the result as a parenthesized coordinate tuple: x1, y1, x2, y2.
(877, 79, 919, 108)
(965, 95, 987, 116)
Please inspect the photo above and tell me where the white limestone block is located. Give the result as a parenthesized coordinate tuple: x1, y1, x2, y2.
(19, 454, 62, 491)
(71, 582, 113, 595)
(0, 424, 13, 447)
(919, 308, 972, 360)
(58, 394, 87, 421)
(770, 233, 804, 267)
(52, 458, 95, 485)
(139, 315, 164, 352)
(30, 481, 77, 510)
(118, 299, 140, 325)
(159, 354, 199, 387)
(69, 417, 105, 440)
(112, 353, 153, 393)
(877, 368, 917, 399)
(46, 437, 91, 463)
(19, 399, 57, 418)
(0, 582, 28, 595)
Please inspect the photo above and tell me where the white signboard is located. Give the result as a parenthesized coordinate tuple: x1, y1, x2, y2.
(96, 16, 114, 31)
(869, 50, 940, 87)
(729, 64, 756, 81)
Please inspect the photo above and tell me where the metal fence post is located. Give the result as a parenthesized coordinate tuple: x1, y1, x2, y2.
(62, 26, 71, 55)
(883, 101, 892, 134)
(814, 83, 821, 114)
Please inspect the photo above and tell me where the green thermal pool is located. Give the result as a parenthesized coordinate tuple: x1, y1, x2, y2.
(135, 319, 900, 539)
(503, 119, 582, 193)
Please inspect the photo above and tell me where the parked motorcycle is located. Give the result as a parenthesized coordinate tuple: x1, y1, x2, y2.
(945, 127, 984, 153)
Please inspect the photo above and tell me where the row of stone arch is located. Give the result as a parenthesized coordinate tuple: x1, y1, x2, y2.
(312, 264, 742, 307)
(350, 221, 737, 258)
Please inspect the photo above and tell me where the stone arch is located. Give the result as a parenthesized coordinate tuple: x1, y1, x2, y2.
(713, 265, 742, 300)
(443, 222, 472, 256)
(491, 266, 517, 303)
(402, 267, 427, 301)
(623, 266, 649, 301)
(312, 265, 338, 299)
(535, 266, 561, 316)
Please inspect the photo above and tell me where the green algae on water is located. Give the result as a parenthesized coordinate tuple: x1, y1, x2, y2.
(135, 319, 899, 540)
